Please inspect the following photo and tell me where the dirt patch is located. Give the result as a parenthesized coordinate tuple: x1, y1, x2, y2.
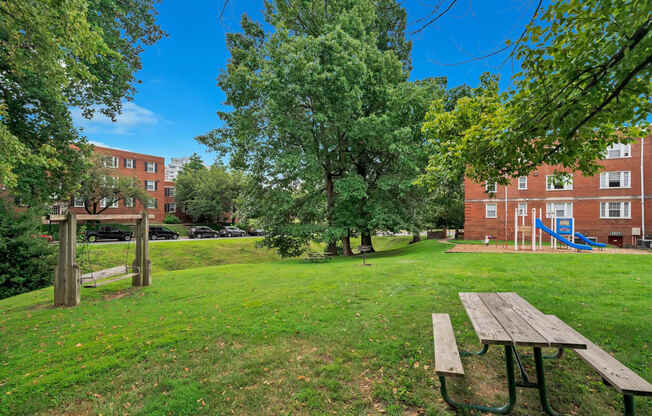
(102, 287, 140, 301)
(446, 243, 652, 255)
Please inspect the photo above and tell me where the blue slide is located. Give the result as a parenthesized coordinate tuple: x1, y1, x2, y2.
(535, 219, 593, 250)
(574, 232, 607, 248)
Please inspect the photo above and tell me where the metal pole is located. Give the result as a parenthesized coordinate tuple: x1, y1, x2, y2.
(514, 208, 518, 251)
(531, 208, 536, 251)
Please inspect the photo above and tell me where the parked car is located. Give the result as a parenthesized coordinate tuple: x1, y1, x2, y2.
(149, 226, 179, 240)
(220, 226, 247, 237)
(249, 229, 265, 236)
(188, 226, 219, 239)
(85, 226, 133, 242)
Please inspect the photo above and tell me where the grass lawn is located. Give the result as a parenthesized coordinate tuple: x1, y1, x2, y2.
(1, 239, 650, 415)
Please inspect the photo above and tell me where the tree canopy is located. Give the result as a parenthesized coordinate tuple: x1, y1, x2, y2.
(175, 164, 245, 224)
(426, 0, 651, 185)
(0, 0, 165, 206)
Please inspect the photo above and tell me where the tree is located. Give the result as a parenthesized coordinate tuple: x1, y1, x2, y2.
(426, 1, 651, 184)
(0, 200, 55, 300)
(0, 0, 165, 206)
(200, 0, 426, 256)
(175, 164, 244, 224)
(76, 154, 150, 215)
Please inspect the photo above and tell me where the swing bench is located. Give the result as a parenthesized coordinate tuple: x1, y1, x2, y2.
(81, 265, 139, 288)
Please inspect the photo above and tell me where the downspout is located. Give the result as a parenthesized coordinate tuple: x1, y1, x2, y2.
(641, 136, 645, 238)
(504, 186, 508, 242)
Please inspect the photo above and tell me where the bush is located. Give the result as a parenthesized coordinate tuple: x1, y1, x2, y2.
(0, 201, 56, 300)
(163, 214, 181, 224)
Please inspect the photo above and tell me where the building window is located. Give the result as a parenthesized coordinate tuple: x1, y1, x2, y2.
(605, 143, 631, 159)
(600, 171, 630, 189)
(485, 203, 497, 218)
(165, 203, 177, 213)
(111, 199, 119, 208)
(546, 202, 573, 218)
(546, 175, 573, 191)
(485, 182, 497, 193)
(600, 201, 630, 219)
(517, 176, 527, 190)
(145, 162, 157, 173)
(125, 197, 135, 208)
(125, 158, 135, 169)
(518, 202, 528, 216)
(103, 156, 119, 168)
(145, 180, 156, 191)
(147, 198, 158, 209)
(100, 198, 107, 208)
(51, 205, 61, 215)
(165, 187, 176, 197)
(73, 198, 85, 208)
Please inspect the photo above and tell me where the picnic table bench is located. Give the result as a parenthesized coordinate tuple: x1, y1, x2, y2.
(306, 252, 331, 262)
(432, 292, 651, 415)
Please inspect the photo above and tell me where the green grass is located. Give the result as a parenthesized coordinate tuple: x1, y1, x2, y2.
(79, 236, 411, 274)
(1, 239, 650, 415)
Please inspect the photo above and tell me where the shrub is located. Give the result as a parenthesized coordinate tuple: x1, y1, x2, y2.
(0, 201, 56, 300)
(164, 214, 181, 224)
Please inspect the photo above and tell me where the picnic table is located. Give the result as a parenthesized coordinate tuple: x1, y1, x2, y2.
(433, 292, 652, 415)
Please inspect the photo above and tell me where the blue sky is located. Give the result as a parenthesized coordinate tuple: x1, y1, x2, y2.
(73, 0, 542, 165)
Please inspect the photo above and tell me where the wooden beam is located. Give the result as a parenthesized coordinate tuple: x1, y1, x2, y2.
(43, 214, 155, 223)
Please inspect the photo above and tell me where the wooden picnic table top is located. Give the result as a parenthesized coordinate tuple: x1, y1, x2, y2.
(459, 292, 587, 349)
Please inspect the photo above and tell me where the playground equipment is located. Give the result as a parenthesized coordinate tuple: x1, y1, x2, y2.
(514, 208, 605, 252)
(44, 212, 153, 307)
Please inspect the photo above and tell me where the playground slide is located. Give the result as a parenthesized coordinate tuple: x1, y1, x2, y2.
(534, 219, 593, 251)
(573, 232, 607, 248)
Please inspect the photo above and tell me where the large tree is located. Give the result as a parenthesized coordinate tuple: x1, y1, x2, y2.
(200, 0, 431, 256)
(0, 0, 165, 206)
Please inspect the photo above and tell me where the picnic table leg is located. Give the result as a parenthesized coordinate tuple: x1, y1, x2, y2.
(533, 347, 563, 416)
(543, 348, 564, 360)
(460, 343, 489, 357)
(623, 394, 635, 416)
(512, 347, 536, 387)
(439, 345, 517, 414)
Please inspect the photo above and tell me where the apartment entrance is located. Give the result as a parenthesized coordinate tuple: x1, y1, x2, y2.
(608, 232, 623, 248)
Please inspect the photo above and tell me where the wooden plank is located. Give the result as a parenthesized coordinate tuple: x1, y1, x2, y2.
(85, 273, 138, 288)
(81, 265, 128, 280)
(478, 293, 548, 347)
(546, 315, 652, 397)
(432, 314, 464, 377)
(459, 293, 512, 345)
(44, 214, 154, 223)
(498, 293, 587, 349)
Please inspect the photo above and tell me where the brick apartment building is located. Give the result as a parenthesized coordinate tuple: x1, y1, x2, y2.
(464, 134, 651, 247)
(61, 146, 170, 222)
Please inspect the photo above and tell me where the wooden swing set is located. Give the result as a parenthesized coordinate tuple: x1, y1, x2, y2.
(45, 212, 153, 307)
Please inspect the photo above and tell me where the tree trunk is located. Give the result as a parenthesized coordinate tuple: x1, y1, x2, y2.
(360, 229, 375, 252)
(410, 231, 421, 244)
(325, 172, 338, 255)
(342, 229, 353, 256)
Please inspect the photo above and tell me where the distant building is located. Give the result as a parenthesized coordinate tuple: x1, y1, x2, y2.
(165, 157, 192, 182)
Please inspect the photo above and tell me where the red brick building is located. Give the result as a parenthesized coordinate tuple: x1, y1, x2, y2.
(464, 135, 651, 247)
(65, 146, 167, 221)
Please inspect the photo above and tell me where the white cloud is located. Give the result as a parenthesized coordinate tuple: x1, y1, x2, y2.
(72, 102, 160, 135)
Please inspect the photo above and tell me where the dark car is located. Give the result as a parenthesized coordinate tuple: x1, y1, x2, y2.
(188, 226, 219, 239)
(249, 229, 265, 236)
(85, 226, 133, 242)
(149, 226, 179, 240)
(219, 226, 247, 237)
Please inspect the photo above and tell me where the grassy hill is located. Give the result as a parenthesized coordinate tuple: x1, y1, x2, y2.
(1, 239, 650, 415)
